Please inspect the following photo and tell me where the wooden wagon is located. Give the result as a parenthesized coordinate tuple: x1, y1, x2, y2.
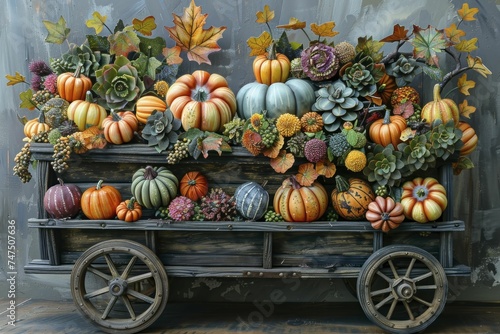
(25, 143, 470, 334)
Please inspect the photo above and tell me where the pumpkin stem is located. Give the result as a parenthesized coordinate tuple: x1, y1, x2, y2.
(73, 63, 83, 78)
(85, 90, 94, 103)
(382, 109, 392, 125)
(38, 110, 46, 123)
(334, 175, 350, 193)
(192, 89, 209, 102)
(432, 83, 442, 102)
(143, 166, 158, 180)
(110, 109, 122, 121)
(268, 43, 277, 60)
(96, 179, 104, 190)
(127, 197, 137, 210)
(57, 177, 65, 186)
(289, 175, 302, 190)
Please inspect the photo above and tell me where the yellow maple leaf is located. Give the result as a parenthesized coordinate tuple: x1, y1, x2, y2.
(162, 46, 183, 65)
(466, 55, 492, 77)
(458, 3, 479, 21)
(457, 73, 476, 96)
(310, 22, 339, 38)
(256, 5, 274, 24)
(165, 0, 226, 65)
(459, 100, 476, 118)
(86, 11, 107, 34)
(444, 23, 466, 44)
(5, 72, 26, 86)
(132, 16, 157, 36)
(455, 37, 478, 53)
(247, 31, 272, 57)
(276, 17, 306, 30)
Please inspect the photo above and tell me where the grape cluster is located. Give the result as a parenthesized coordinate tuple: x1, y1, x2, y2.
(167, 138, 191, 164)
(32, 131, 50, 143)
(32, 89, 57, 108)
(155, 207, 170, 219)
(375, 185, 388, 197)
(325, 209, 339, 222)
(13, 142, 32, 183)
(260, 124, 279, 148)
(408, 107, 422, 122)
(51, 136, 71, 173)
(264, 209, 283, 222)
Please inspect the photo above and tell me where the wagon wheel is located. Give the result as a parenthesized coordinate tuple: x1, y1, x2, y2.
(70, 239, 168, 334)
(357, 245, 448, 334)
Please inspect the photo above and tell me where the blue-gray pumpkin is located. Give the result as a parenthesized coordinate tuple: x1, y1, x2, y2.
(234, 182, 269, 220)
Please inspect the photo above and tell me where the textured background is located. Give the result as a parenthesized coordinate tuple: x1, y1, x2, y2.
(0, 0, 499, 303)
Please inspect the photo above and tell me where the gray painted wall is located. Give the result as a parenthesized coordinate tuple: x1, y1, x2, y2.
(0, 0, 499, 303)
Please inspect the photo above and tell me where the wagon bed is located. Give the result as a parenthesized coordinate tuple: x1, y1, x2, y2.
(25, 143, 471, 334)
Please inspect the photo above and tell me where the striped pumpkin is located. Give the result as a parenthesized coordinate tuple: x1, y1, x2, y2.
(234, 182, 269, 220)
(43, 178, 82, 219)
(421, 84, 459, 127)
(331, 176, 375, 220)
(131, 166, 178, 209)
(458, 121, 478, 156)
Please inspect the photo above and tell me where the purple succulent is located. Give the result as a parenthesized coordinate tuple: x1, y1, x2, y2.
(168, 196, 195, 221)
(301, 43, 339, 81)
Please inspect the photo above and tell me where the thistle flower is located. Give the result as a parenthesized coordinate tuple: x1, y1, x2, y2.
(304, 138, 327, 163)
(29, 60, 53, 76)
(43, 73, 58, 94)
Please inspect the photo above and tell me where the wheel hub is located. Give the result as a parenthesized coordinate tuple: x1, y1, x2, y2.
(108, 277, 128, 297)
(392, 277, 416, 301)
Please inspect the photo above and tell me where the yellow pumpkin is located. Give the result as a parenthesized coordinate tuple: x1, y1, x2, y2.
(24, 113, 51, 138)
(458, 121, 478, 156)
(56, 64, 93, 102)
(135, 96, 167, 124)
(67, 91, 108, 131)
(421, 84, 459, 127)
(253, 44, 290, 85)
(400, 177, 448, 223)
(166, 70, 237, 132)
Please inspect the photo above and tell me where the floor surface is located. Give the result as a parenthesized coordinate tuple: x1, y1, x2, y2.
(1, 299, 500, 333)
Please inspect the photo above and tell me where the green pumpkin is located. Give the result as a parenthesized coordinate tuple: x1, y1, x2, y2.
(131, 166, 178, 209)
(234, 181, 269, 220)
(236, 79, 315, 119)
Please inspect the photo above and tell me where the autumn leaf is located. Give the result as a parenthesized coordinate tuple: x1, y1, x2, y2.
(457, 73, 475, 95)
(165, 0, 226, 65)
(444, 23, 466, 44)
(399, 127, 416, 142)
(315, 159, 336, 178)
(459, 100, 476, 118)
(276, 17, 306, 30)
(467, 55, 492, 77)
(411, 25, 449, 67)
(86, 11, 107, 34)
(270, 150, 294, 174)
(162, 46, 183, 65)
(247, 31, 272, 57)
(200, 135, 223, 158)
(356, 36, 385, 63)
(256, 5, 274, 24)
(455, 37, 478, 53)
(393, 101, 415, 118)
(43, 16, 70, 44)
(296, 163, 319, 187)
(133, 16, 157, 36)
(5, 72, 26, 86)
(458, 3, 479, 21)
(310, 22, 339, 38)
(452, 156, 474, 175)
(108, 27, 141, 56)
(380, 24, 409, 42)
(262, 134, 284, 159)
(19, 89, 36, 110)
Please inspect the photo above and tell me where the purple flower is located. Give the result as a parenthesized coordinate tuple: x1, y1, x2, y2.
(28, 60, 53, 76)
(43, 73, 58, 94)
(301, 43, 339, 81)
(31, 74, 42, 91)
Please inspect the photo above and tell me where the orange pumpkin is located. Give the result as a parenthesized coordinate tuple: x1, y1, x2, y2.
(24, 112, 51, 138)
(135, 96, 167, 124)
(331, 176, 375, 220)
(166, 70, 237, 132)
(253, 44, 290, 85)
(458, 121, 478, 156)
(56, 64, 92, 102)
(421, 83, 459, 127)
(179, 171, 209, 201)
(102, 110, 138, 145)
(273, 176, 328, 222)
(67, 91, 108, 131)
(400, 177, 448, 223)
(81, 180, 122, 220)
(116, 197, 142, 222)
(366, 196, 405, 232)
(366, 72, 397, 106)
(369, 109, 407, 149)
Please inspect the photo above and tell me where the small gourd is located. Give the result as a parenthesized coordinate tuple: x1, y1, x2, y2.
(458, 121, 478, 156)
(252, 43, 290, 85)
(400, 177, 448, 223)
(368, 109, 407, 149)
(421, 84, 459, 127)
(331, 176, 375, 220)
(56, 64, 92, 102)
(102, 110, 139, 145)
(131, 166, 178, 209)
(135, 96, 167, 124)
(81, 180, 122, 220)
(43, 178, 82, 219)
(365, 196, 405, 232)
(234, 181, 269, 221)
(116, 197, 142, 222)
(67, 91, 108, 131)
(24, 112, 51, 138)
(179, 171, 209, 201)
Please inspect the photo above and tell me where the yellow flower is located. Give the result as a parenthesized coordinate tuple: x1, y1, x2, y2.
(276, 113, 301, 137)
(154, 81, 169, 97)
(250, 113, 264, 131)
(344, 150, 367, 172)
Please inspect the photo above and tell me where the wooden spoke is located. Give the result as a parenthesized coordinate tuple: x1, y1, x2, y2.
(386, 299, 398, 320)
(120, 256, 138, 280)
(87, 266, 112, 281)
(402, 300, 415, 320)
(375, 294, 395, 310)
(413, 271, 433, 283)
(404, 258, 416, 278)
(121, 295, 137, 321)
(104, 254, 120, 278)
(127, 289, 155, 304)
(370, 286, 392, 297)
(84, 286, 109, 300)
(101, 296, 118, 320)
(127, 272, 154, 284)
(388, 259, 400, 279)
(413, 295, 433, 307)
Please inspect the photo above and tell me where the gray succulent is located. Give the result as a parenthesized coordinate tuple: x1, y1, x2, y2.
(363, 144, 405, 187)
(398, 134, 436, 176)
(386, 55, 422, 87)
(142, 109, 182, 152)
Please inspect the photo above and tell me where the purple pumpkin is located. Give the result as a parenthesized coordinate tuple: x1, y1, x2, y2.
(43, 178, 82, 218)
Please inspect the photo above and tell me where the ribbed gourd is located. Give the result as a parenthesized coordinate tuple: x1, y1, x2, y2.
(421, 84, 459, 127)
(234, 181, 269, 220)
(131, 166, 178, 209)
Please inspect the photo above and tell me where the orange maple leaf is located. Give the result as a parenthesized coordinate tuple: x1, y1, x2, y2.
(466, 55, 492, 77)
(162, 46, 183, 65)
(133, 16, 157, 36)
(270, 150, 295, 174)
(459, 100, 476, 118)
(296, 163, 319, 187)
(315, 159, 337, 178)
(458, 3, 479, 21)
(247, 31, 272, 57)
(310, 22, 339, 38)
(262, 135, 284, 159)
(256, 5, 274, 24)
(276, 17, 306, 30)
(444, 23, 466, 44)
(165, 0, 226, 65)
(457, 73, 476, 96)
(380, 24, 409, 42)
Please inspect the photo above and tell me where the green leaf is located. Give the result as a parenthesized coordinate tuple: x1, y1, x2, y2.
(42, 16, 70, 44)
(87, 35, 110, 53)
(132, 53, 162, 79)
(138, 36, 167, 58)
(411, 25, 449, 67)
(356, 36, 385, 63)
(420, 64, 444, 81)
(276, 31, 302, 60)
(108, 28, 141, 56)
(19, 89, 36, 110)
